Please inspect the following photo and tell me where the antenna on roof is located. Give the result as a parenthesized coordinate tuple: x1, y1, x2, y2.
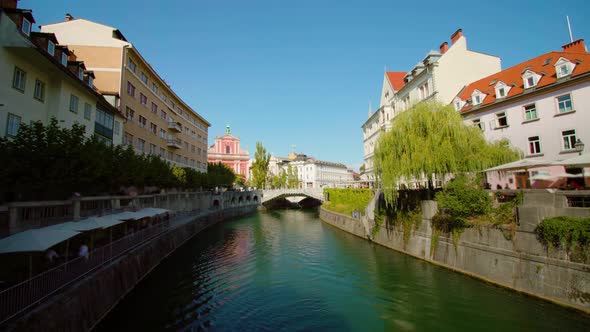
(566, 16, 574, 43)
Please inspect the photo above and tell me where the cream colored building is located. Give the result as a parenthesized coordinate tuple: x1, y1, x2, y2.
(0, 3, 123, 144)
(41, 15, 210, 171)
(362, 29, 502, 184)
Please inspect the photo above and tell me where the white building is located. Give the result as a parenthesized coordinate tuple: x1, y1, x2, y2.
(268, 153, 354, 189)
(456, 39, 590, 189)
(362, 29, 501, 184)
(0, 2, 123, 144)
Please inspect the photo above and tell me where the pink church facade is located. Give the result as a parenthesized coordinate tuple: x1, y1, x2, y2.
(207, 126, 250, 180)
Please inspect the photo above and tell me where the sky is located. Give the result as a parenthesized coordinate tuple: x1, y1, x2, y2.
(27, 0, 590, 170)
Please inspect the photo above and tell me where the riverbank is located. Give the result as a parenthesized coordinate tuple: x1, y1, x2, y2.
(3, 203, 258, 332)
(319, 195, 590, 314)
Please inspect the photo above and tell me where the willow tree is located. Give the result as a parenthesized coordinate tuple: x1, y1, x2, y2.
(374, 101, 521, 205)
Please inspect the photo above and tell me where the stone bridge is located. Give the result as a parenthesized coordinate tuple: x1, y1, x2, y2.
(261, 188, 325, 204)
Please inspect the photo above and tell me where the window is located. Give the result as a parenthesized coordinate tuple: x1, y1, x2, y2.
(528, 136, 541, 155)
(61, 52, 68, 66)
(6, 113, 21, 137)
(140, 93, 147, 105)
(123, 132, 133, 146)
(526, 76, 535, 88)
(557, 94, 573, 113)
(138, 115, 147, 128)
(191, 144, 195, 153)
(21, 17, 31, 36)
(128, 58, 137, 73)
(150, 143, 157, 154)
(167, 151, 173, 160)
(197, 147, 202, 156)
(69, 94, 79, 113)
(152, 83, 158, 94)
(151, 102, 158, 114)
(12, 67, 26, 92)
(159, 147, 166, 157)
(95, 107, 114, 140)
(184, 141, 189, 150)
(472, 119, 484, 131)
(126, 107, 135, 121)
(160, 129, 166, 138)
(126, 81, 135, 97)
(78, 67, 84, 79)
(498, 88, 506, 98)
(184, 157, 188, 165)
(176, 154, 181, 162)
(161, 93, 167, 102)
(114, 121, 121, 135)
(47, 41, 55, 56)
(150, 122, 157, 134)
(523, 104, 537, 121)
(137, 138, 146, 153)
(495, 112, 507, 127)
(474, 95, 481, 105)
(160, 110, 167, 120)
(84, 103, 92, 120)
(562, 130, 577, 151)
(419, 82, 429, 99)
(140, 72, 148, 84)
(454, 101, 462, 111)
(88, 76, 93, 87)
(33, 79, 45, 101)
(559, 64, 569, 76)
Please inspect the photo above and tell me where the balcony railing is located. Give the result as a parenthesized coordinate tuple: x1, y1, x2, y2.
(167, 138, 182, 149)
(168, 121, 182, 132)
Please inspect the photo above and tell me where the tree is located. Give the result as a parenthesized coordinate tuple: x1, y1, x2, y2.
(287, 164, 300, 189)
(251, 142, 270, 189)
(359, 164, 366, 175)
(374, 101, 521, 205)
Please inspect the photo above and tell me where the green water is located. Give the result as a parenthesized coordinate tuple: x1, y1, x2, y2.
(96, 210, 590, 331)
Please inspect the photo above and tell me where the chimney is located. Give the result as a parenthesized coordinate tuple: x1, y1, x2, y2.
(451, 29, 463, 44)
(0, 0, 18, 9)
(562, 39, 587, 53)
(65, 13, 74, 21)
(440, 41, 449, 54)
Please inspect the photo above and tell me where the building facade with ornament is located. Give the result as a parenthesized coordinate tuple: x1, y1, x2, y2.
(207, 126, 250, 181)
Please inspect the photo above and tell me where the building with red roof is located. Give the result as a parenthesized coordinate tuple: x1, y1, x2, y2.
(455, 39, 589, 189)
(362, 29, 501, 186)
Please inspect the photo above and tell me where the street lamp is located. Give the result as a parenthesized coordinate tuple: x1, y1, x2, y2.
(574, 139, 585, 155)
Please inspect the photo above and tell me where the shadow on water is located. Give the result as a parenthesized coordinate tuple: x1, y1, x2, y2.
(96, 210, 590, 332)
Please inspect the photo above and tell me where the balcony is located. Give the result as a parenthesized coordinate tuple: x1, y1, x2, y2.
(168, 121, 182, 132)
(167, 138, 182, 149)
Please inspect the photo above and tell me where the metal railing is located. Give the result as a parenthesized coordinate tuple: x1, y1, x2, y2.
(0, 221, 170, 325)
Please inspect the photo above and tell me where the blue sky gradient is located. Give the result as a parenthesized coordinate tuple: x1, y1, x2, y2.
(28, 0, 590, 169)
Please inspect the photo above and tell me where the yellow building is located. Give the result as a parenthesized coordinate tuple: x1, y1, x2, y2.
(0, 2, 124, 144)
(42, 14, 210, 171)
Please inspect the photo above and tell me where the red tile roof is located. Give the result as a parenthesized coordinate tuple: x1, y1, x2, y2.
(456, 44, 590, 113)
(386, 72, 406, 91)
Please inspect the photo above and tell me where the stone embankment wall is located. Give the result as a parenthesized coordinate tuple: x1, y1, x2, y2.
(7, 204, 258, 332)
(320, 191, 590, 313)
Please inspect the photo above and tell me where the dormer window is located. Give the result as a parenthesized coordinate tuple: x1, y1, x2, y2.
(47, 41, 55, 56)
(526, 76, 534, 88)
(78, 68, 84, 79)
(22, 18, 31, 36)
(494, 81, 510, 99)
(453, 97, 464, 111)
(61, 53, 67, 66)
(88, 76, 94, 87)
(555, 57, 575, 78)
(471, 89, 485, 105)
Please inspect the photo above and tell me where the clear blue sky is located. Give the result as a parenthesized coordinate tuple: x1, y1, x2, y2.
(28, 0, 590, 170)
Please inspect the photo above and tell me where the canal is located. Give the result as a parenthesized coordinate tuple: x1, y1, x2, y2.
(96, 209, 590, 331)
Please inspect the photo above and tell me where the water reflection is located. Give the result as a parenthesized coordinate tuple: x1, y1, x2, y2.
(96, 210, 590, 331)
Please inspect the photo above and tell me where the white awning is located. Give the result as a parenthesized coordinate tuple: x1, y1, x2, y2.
(0, 228, 80, 254)
(483, 159, 552, 172)
(552, 153, 590, 168)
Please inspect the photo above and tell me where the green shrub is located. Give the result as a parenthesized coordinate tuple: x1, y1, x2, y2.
(323, 188, 374, 216)
(435, 174, 492, 226)
(536, 216, 590, 251)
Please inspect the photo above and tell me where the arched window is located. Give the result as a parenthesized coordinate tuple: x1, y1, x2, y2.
(225, 146, 230, 154)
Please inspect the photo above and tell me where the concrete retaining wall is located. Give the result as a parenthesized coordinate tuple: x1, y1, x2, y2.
(6, 205, 258, 332)
(319, 200, 590, 313)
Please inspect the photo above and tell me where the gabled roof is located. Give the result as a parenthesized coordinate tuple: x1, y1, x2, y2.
(386, 72, 406, 91)
(456, 46, 590, 113)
